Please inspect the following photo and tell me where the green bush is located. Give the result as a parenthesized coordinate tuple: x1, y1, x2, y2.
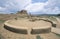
(55, 33, 60, 37)
(15, 17, 17, 20)
(36, 35, 43, 39)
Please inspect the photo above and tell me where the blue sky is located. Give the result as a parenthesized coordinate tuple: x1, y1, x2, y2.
(0, 0, 60, 14)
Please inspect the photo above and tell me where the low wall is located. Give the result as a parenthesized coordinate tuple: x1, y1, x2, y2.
(4, 20, 28, 34)
(31, 28, 51, 34)
(4, 24, 28, 34)
(4, 20, 51, 34)
(4, 22, 51, 34)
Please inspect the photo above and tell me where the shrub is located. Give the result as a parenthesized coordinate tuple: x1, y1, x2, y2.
(15, 17, 17, 20)
(36, 35, 43, 39)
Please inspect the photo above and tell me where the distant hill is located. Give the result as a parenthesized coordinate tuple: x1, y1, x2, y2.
(30, 14, 60, 16)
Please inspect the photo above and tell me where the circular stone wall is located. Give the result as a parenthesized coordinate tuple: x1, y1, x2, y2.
(4, 19, 52, 34)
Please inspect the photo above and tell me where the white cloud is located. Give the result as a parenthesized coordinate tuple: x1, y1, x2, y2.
(24, 0, 60, 14)
(24, 2, 48, 14)
(24, 3, 45, 12)
(44, 0, 60, 14)
(0, 0, 31, 13)
(43, 7, 60, 14)
(0, 0, 60, 14)
(24, 2, 47, 14)
(0, 7, 5, 10)
(47, 0, 60, 7)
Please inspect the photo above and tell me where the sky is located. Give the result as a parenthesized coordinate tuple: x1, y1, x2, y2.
(0, 0, 60, 14)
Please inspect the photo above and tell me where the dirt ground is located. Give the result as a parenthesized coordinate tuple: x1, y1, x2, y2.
(0, 14, 60, 39)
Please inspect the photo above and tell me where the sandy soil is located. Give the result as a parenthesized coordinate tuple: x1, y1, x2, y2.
(0, 14, 60, 39)
(0, 19, 60, 39)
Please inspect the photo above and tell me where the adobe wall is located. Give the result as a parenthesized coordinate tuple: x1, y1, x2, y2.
(4, 20, 51, 34)
(4, 19, 60, 35)
(31, 28, 51, 34)
(4, 24, 28, 34)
